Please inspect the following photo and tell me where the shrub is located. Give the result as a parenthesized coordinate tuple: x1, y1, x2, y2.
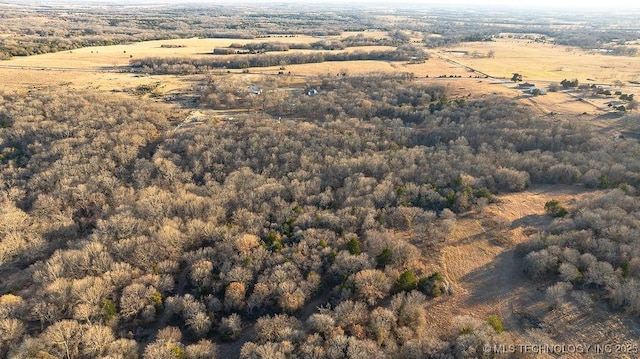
(486, 314, 503, 334)
(375, 248, 393, 269)
(544, 200, 568, 217)
(346, 237, 362, 255)
(396, 270, 418, 292)
(418, 272, 445, 297)
(264, 232, 284, 252)
(170, 346, 187, 359)
(102, 299, 117, 322)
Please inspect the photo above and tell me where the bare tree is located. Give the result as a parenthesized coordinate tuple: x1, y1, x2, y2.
(81, 324, 115, 357)
(545, 281, 572, 311)
(220, 313, 242, 341)
(255, 314, 303, 344)
(40, 320, 83, 359)
(224, 282, 247, 312)
(186, 340, 218, 359)
(353, 269, 391, 305)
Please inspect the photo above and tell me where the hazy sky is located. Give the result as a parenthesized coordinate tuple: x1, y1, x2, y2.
(439, 0, 639, 8)
(9, 0, 640, 10)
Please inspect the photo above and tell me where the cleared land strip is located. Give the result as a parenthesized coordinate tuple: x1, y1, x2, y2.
(432, 52, 497, 79)
(0, 64, 121, 72)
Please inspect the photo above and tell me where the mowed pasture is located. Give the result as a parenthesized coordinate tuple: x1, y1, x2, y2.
(249, 56, 474, 78)
(441, 37, 640, 84)
(0, 35, 395, 69)
(436, 38, 640, 118)
(0, 34, 397, 92)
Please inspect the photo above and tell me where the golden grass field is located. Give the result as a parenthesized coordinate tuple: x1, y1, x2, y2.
(0, 35, 394, 94)
(426, 185, 614, 354)
(2, 32, 638, 81)
(442, 38, 640, 83)
(1, 32, 638, 123)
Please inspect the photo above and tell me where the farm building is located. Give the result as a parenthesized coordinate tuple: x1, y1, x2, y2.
(529, 87, 547, 95)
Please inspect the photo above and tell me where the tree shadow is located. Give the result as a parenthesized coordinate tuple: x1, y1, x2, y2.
(511, 214, 549, 229)
(594, 112, 624, 121)
(460, 249, 535, 309)
(0, 223, 78, 294)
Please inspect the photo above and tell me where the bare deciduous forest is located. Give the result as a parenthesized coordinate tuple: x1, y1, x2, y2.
(1, 2, 640, 358)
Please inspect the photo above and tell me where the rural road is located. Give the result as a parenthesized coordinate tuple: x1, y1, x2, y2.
(431, 51, 497, 79)
(0, 63, 126, 72)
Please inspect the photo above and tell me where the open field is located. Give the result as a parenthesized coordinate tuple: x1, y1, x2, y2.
(0, 66, 194, 99)
(441, 38, 640, 84)
(2, 34, 637, 121)
(248, 56, 474, 78)
(0, 34, 399, 94)
(426, 185, 640, 354)
(437, 185, 598, 312)
(0, 37, 393, 68)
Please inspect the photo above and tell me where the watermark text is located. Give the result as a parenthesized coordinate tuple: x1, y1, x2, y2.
(483, 342, 639, 355)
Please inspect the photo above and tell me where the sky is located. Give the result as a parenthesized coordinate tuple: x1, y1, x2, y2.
(7, 0, 640, 10)
(439, 0, 639, 9)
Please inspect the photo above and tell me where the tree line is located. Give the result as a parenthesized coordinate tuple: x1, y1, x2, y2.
(129, 46, 427, 74)
(524, 189, 640, 315)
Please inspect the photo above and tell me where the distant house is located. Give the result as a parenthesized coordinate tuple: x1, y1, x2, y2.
(408, 56, 426, 64)
(307, 88, 319, 96)
(529, 86, 547, 95)
(517, 82, 535, 88)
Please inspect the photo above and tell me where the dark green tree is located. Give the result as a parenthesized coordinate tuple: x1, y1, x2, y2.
(346, 237, 361, 255)
(544, 199, 568, 217)
(396, 270, 418, 292)
(375, 248, 393, 269)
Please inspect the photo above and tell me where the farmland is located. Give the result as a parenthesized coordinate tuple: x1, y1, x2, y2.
(2, 25, 639, 120)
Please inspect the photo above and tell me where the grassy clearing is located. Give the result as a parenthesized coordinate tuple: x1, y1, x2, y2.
(439, 185, 604, 297)
(441, 38, 640, 84)
(425, 185, 607, 342)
